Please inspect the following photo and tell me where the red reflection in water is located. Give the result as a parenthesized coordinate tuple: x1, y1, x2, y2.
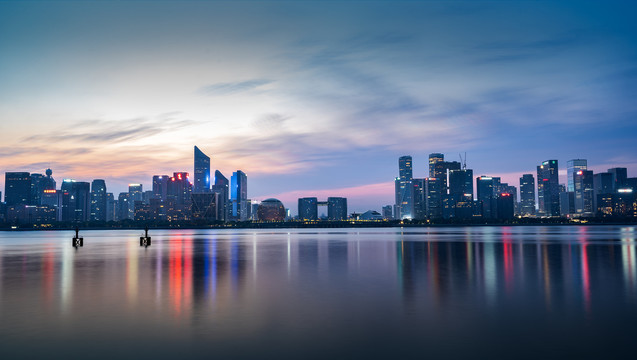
(582, 245, 591, 313)
(169, 237, 193, 317)
(503, 231, 513, 293)
(42, 246, 54, 305)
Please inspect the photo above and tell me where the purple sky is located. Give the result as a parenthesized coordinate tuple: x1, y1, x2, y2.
(1, 1, 636, 213)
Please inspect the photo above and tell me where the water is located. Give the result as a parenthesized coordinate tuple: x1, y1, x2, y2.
(1, 226, 637, 359)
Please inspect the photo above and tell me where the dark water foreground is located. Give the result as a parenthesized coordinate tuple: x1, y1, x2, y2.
(1, 226, 636, 359)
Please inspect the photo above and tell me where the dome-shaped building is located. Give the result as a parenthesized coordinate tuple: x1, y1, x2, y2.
(257, 198, 286, 221)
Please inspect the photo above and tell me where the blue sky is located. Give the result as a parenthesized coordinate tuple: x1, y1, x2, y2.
(1, 0, 636, 212)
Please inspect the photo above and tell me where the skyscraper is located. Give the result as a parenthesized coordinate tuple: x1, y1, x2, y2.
(608, 167, 628, 190)
(152, 175, 169, 201)
(428, 153, 444, 178)
(193, 146, 211, 193)
(448, 168, 474, 219)
(574, 170, 594, 217)
(567, 159, 587, 192)
(90, 179, 107, 221)
(476, 176, 495, 218)
(4, 172, 31, 206)
(167, 172, 192, 221)
(327, 197, 347, 220)
(212, 170, 229, 222)
(298, 197, 318, 220)
(395, 156, 414, 219)
(231, 170, 248, 221)
(519, 174, 535, 216)
(537, 160, 560, 216)
(128, 183, 143, 220)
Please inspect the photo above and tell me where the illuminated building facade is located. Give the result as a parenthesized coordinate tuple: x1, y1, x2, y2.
(327, 197, 348, 220)
(298, 197, 318, 220)
(567, 159, 587, 192)
(90, 179, 107, 221)
(537, 160, 560, 217)
(231, 170, 248, 221)
(193, 146, 211, 193)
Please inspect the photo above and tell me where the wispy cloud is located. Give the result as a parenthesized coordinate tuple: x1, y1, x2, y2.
(198, 79, 273, 96)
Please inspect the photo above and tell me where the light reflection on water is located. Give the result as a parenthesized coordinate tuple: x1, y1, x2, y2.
(1, 226, 637, 358)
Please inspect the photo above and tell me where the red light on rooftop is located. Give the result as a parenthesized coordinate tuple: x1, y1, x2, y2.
(177, 173, 182, 180)
(501, 193, 510, 197)
(171, 177, 175, 182)
(577, 170, 583, 175)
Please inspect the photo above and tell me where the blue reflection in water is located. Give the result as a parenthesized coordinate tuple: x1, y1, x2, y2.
(1, 227, 637, 359)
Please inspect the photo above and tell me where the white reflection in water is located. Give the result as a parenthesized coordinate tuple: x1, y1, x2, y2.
(127, 240, 139, 305)
(60, 243, 73, 313)
(621, 227, 637, 298)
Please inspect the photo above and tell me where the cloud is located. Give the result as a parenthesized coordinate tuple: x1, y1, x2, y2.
(23, 116, 197, 144)
(198, 79, 273, 95)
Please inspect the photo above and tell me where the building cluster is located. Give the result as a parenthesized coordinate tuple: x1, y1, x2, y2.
(0, 147, 252, 224)
(391, 154, 637, 221)
(0, 146, 352, 225)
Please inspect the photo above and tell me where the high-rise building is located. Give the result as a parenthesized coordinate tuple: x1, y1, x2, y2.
(128, 184, 143, 220)
(60, 180, 90, 222)
(382, 205, 393, 219)
(167, 172, 192, 221)
(193, 146, 211, 193)
(412, 179, 426, 220)
(212, 170, 229, 222)
(496, 193, 515, 219)
(395, 156, 414, 219)
(231, 170, 248, 221)
(425, 177, 443, 220)
(399, 155, 413, 181)
(152, 175, 169, 201)
(191, 192, 218, 221)
(537, 160, 560, 216)
(90, 179, 107, 221)
(117, 192, 131, 221)
(106, 192, 115, 222)
(5, 172, 31, 206)
(448, 168, 474, 219)
(574, 170, 594, 217)
(476, 176, 495, 218)
(327, 197, 347, 220)
(428, 153, 444, 178)
(298, 197, 318, 220)
(593, 172, 613, 214)
(608, 167, 628, 190)
(567, 159, 587, 192)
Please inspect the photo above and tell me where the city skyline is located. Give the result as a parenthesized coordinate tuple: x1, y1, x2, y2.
(1, 1, 637, 212)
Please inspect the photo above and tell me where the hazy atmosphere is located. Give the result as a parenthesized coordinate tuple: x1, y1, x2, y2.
(1, 0, 636, 212)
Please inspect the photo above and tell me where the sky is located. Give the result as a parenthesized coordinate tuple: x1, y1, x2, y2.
(1, 0, 636, 213)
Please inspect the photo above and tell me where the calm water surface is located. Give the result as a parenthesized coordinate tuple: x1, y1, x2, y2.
(1, 226, 637, 359)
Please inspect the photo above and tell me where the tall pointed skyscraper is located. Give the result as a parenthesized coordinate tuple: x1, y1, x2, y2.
(194, 146, 211, 193)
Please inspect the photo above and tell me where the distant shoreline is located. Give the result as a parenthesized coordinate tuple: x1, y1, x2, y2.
(1, 220, 636, 232)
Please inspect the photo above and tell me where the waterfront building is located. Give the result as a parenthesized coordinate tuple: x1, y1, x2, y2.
(519, 174, 536, 216)
(117, 192, 131, 221)
(257, 198, 286, 221)
(574, 170, 594, 217)
(428, 153, 444, 178)
(425, 177, 443, 220)
(537, 160, 560, 216)
(152, 175, 169, 201)
(608, 168, 628, 190)
(593, 173, 614, 214)
(559, 191, 574, 217)
(212, 170, 229, 222)
(476, 176, 495, 219)
(395, 156, 414, 219)
(496, 193, 515, 219)
(231, 170, 248, 221)
(382, 205, 393, 219)
(90, 179, 107, 221)
(106, 193, 115, 222)
(327, 197, 348, 220)
(298, 197, 318, 220)
(567, 159, 587, 192)
(191, 192, 218, 221)
(193, 146, 211, 193)
(448, 168, 474, 219)
(167, 172, 192, 221)
(5, 172, 31, 206)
